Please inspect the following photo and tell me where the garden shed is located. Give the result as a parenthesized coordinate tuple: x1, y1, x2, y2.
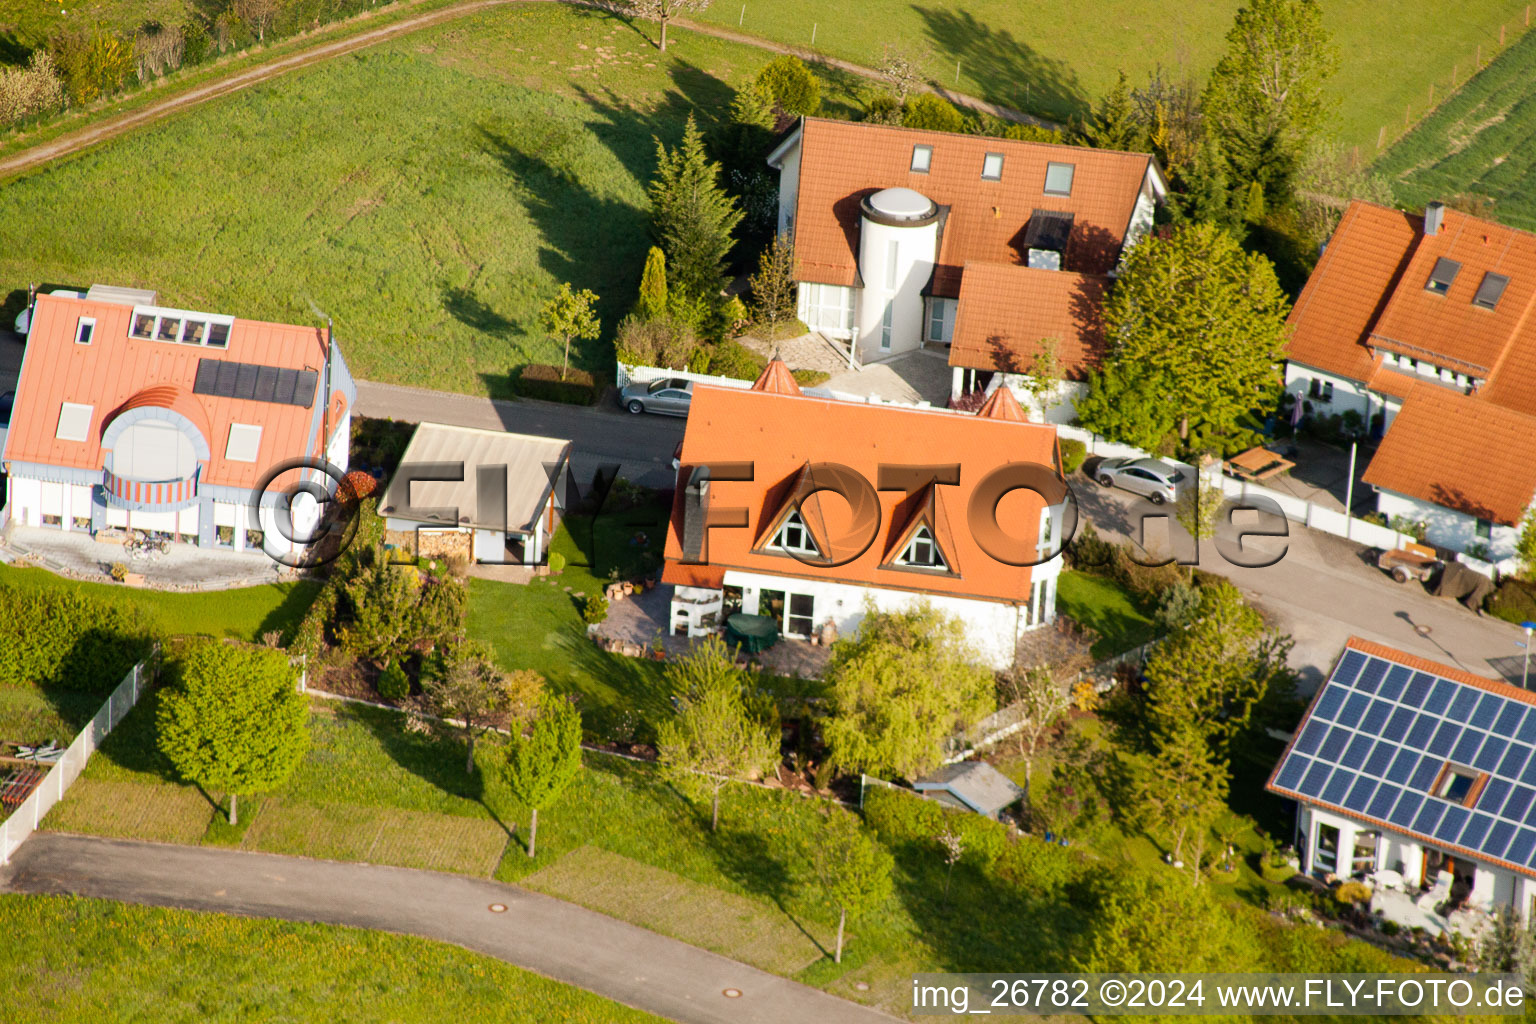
(913, 761, 1024, 820)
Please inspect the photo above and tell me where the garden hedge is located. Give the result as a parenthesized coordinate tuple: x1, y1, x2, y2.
(0, 585, 157, 693)
(1059, 438, 1088, 475)
(1487, 577, 1536, 625)
(515, 364, 597, 405)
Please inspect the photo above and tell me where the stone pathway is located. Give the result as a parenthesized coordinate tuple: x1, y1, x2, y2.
(736, 330, 852, 375)
(823, 349, 954, 407)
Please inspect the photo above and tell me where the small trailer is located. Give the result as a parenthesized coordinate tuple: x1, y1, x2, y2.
(1377, 541, 1443, 584)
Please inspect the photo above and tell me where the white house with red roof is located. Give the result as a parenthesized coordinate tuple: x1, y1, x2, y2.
(1284, 200, 1536, 564)
(766, 117, 1165, 415)
(662, 360, 1067, 668)
(1, 287, 355, 559)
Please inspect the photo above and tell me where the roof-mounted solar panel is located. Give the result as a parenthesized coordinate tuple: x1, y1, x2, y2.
(1378, 664, 1412, 701)
(192, 358, 321, 408)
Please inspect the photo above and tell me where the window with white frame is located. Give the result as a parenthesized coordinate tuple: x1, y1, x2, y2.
(880, 303, 893, 350)
(799, 283, 854, 332)
(981, 152, 1004, 180)
(128, 305, 236, 348)
(56, 402, 93, 442)
(899, 525, 946, 569)
(926, 297, 955, 343)
(74, 317, 96, 345)
(1044, 161, 1075, 196)
(225, 423, 263, 463)
(911, 144, 932, 173)
(774, 509, 819, 555)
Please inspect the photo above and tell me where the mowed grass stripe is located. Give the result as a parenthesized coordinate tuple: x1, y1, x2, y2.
(241, 798, 509, 875)
(42, 779, 215, 844)
(524, 845, 834, 975)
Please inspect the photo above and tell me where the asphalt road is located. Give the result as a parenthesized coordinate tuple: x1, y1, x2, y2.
(2, 833, 896, 1024)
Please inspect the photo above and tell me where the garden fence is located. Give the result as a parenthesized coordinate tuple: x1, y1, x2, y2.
(616, 358, 935, 408)
(0, 654, 153, 865)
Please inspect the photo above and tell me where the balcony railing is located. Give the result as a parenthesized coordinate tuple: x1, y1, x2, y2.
(103, 467, 198, 508)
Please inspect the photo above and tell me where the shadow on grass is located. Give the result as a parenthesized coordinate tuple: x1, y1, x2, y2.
(706, 817, 830, 961)
(254, 579, 324, 644)
(557, 624, 675, 740)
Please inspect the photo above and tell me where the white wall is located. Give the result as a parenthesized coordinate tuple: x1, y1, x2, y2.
(773, 135, 801, 238)
(1284, 362, 1376, 424)
(856, 215, 938, 360)
(1374, 488, 1519, 562)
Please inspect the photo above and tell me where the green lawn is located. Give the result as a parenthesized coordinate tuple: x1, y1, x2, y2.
(695, 0, 1531, 153)
(1054, 569, 1157, 659)
(0, 562, 318, 642)
(0, 893, 665, 1023)
(1374, 22, 1536, 230)
(0, 5, 865, 397)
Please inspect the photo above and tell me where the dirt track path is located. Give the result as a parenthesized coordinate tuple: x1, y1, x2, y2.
(0, 0, 1044, 182)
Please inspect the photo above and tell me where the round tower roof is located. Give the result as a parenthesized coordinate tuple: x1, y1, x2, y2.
(865, 187, 936, 221)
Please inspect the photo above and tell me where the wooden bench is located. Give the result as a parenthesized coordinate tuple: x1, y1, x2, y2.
(1224, 446, 1296, 482)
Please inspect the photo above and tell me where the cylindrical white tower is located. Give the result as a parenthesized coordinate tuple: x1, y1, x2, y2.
(856, 187, 940, 362)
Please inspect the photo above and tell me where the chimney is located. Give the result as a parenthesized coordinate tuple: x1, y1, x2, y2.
(1425, 201, 1446, 236)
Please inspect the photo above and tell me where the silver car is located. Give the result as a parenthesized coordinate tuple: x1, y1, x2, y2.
(620, 377, 693, 417)
(1095, 457, 1187, 505)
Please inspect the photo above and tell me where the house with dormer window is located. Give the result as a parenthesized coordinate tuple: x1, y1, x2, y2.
(765, 117, 1166, 417)
(661, 359, 1066, 668)
(1284, 201, 1536, 563)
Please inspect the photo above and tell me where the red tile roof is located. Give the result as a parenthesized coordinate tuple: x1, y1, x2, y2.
(4, 294, 348, 491)
(975, 383, 1027, 421)
(751, 358, 802, 396)
(783, 118, 1157, 294)
(663, 378, 1061, 606)
(948, 262, 1108, 378)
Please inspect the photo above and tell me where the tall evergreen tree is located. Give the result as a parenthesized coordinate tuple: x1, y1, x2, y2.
(648, 115, 743, 301)
(1074, 71, 1144, 151)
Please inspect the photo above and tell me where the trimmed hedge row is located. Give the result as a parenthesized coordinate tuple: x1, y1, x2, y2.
(1487, 577, 1536, 625)
(862, 783, 1077, 894)
(515, 364, 598, 405)
(0, 585, 157, 694)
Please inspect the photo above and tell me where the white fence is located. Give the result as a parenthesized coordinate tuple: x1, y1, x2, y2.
(0, 657, 152, 865)
(616, 360, 936, 410)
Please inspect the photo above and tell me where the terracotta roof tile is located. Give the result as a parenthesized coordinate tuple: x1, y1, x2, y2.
(750, 358, 802, 395)
(948, 263, 1107, 378)
(975, 384, 1027, 421)
(787, 118, 1155, 293)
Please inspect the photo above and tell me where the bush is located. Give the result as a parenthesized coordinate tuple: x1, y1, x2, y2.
(376, 660, 410, 701)
(614, 313, 696, 369)
(515, 364, 597, 405)
(860, 91, 903, 124)
(902, 93, 966, 133)
(703, 339, 764, 381)
(582, 593, 609, 625)
(50, 26, 135, 105)
(1260, 858, 1297, 884)
(0, 51, 66, 128)
(547, 551, 566, 574)
(1059, 438, 1088, 474)
(0, 585, 157, 693)
(754, 55, 820, 115)
(1065, 520, 1116, 572)
(338, 470, 378, 504)
(1487, 577, 1536, 625)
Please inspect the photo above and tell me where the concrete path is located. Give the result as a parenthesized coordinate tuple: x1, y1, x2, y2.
(2, 833, 896, 1024)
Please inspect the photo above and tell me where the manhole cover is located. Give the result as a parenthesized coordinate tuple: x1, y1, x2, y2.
(722, 989, 742, 998)
(488, 903, 507, 913)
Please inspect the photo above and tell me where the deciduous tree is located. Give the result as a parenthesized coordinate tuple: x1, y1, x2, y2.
(426, 641, 542, 774)
(747, 234, 797, 339)
(157, 640, 309, 826)
(656, 636, 779, 831)
(877, 44, 930, 102)
(232, 0, 286, 43)
(627, 0, 712, 52)
(540, 283, 600, 382)
(997, 665, 1071, 797)
(1072, 867, 1259, 971)
(902, 92, 966, 133)
(498, 694, 583, 858)
(823, 604, 993, 780)
(648, 115, 743, 301)
(1127, 726, 1228, 879)
(805, 811, 893, 963)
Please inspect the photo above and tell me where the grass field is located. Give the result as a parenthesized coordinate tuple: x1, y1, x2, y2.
(1373, 21, 1536, 230)
(695, 0, 1530, 153)
(1054, 569, 1157, 658)
(0, 5, 864, 398)
(0, 893, 666, 1022)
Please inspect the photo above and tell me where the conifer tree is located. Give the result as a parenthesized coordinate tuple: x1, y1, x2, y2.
(648, 115, 744, 301)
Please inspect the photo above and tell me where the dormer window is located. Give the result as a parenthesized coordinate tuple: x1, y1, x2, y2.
(911, 144, 932, 173)
(774, 509, 819, 556)
(1425, 257, 1460, 295)
(900, 525, 947, 569)
(1044, 161, 1075, 196)
(981, 152, 1004, 181)
(1473, 272, 1510, 310)
(74, 317, 95, 345)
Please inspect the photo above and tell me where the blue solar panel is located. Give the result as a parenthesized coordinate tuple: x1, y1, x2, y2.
(1448, 688, 1480, 722)
(1520, 754, 1536, 787)
(1480, 778, 1512, 816)
(1461, 812, 1494, 850)
(1302, 760, 1334, 796)
(1364, 741, 1396, 777)
(1313, 685, 1346, 722)
(1436, 805, 1469, 843)
(1339, 692, 1371, 728)
(1356, 658, 1388, 693)
(1391, 793, 1424, 828)
(1361, 699, 1391, 735)
(1496, 702, 1528, 738)
(1519, 713, 1536, 746)
(1323, 770, 1355, 806)
(1402, 672, 1434, 708)
(1428, 721, 1461, 757)
(1369, 784, 1402, 820)
(1453, 730, 1485, 765)
(1415, 800, 1447, 835)
(1387, 748, 1419, 784)
(1503, 785, 1536, 822)
(1507, 829, 1536, 866)
(1275, 755, 1309, 791)
(1344, 775, 1377, 812)
(1409, 755, 1441, 791)
(1472, 693, 1504, 730)
(1476, 737, 1509, 773)
(1499, 743, 1532, 780)
(1383, 707, 1414, 742)
(1295, 720, 1327, 756)
(1426, 679, 1457, 715)
(1406, 715, 1437, 749)
(1487, 820, 1517, 860)
(1332, 649, 1368, 688)
(1320, 726, 1351, 762)
(1342, 734, 1374, 771)
(1378, 664, 1412, 701)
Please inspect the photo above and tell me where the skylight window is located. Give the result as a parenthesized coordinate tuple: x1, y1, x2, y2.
(1473, 272, 1510, 310)
(1434, 764, 1481, 805)
(910, 144, 932, 173)
(981, 152, 1004, 181)
(1044, 161, 1075, 196)
(56, 402, 93, 442)
(74, 317, 95, 345)
(1426, 257, 1461, 295)
(225, 423, 263, 463)
(775, 509, 819, 556)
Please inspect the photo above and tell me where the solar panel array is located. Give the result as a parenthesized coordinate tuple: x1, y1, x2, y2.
(193, 359, 318, 408)
(1271, 647, 1536, 871)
